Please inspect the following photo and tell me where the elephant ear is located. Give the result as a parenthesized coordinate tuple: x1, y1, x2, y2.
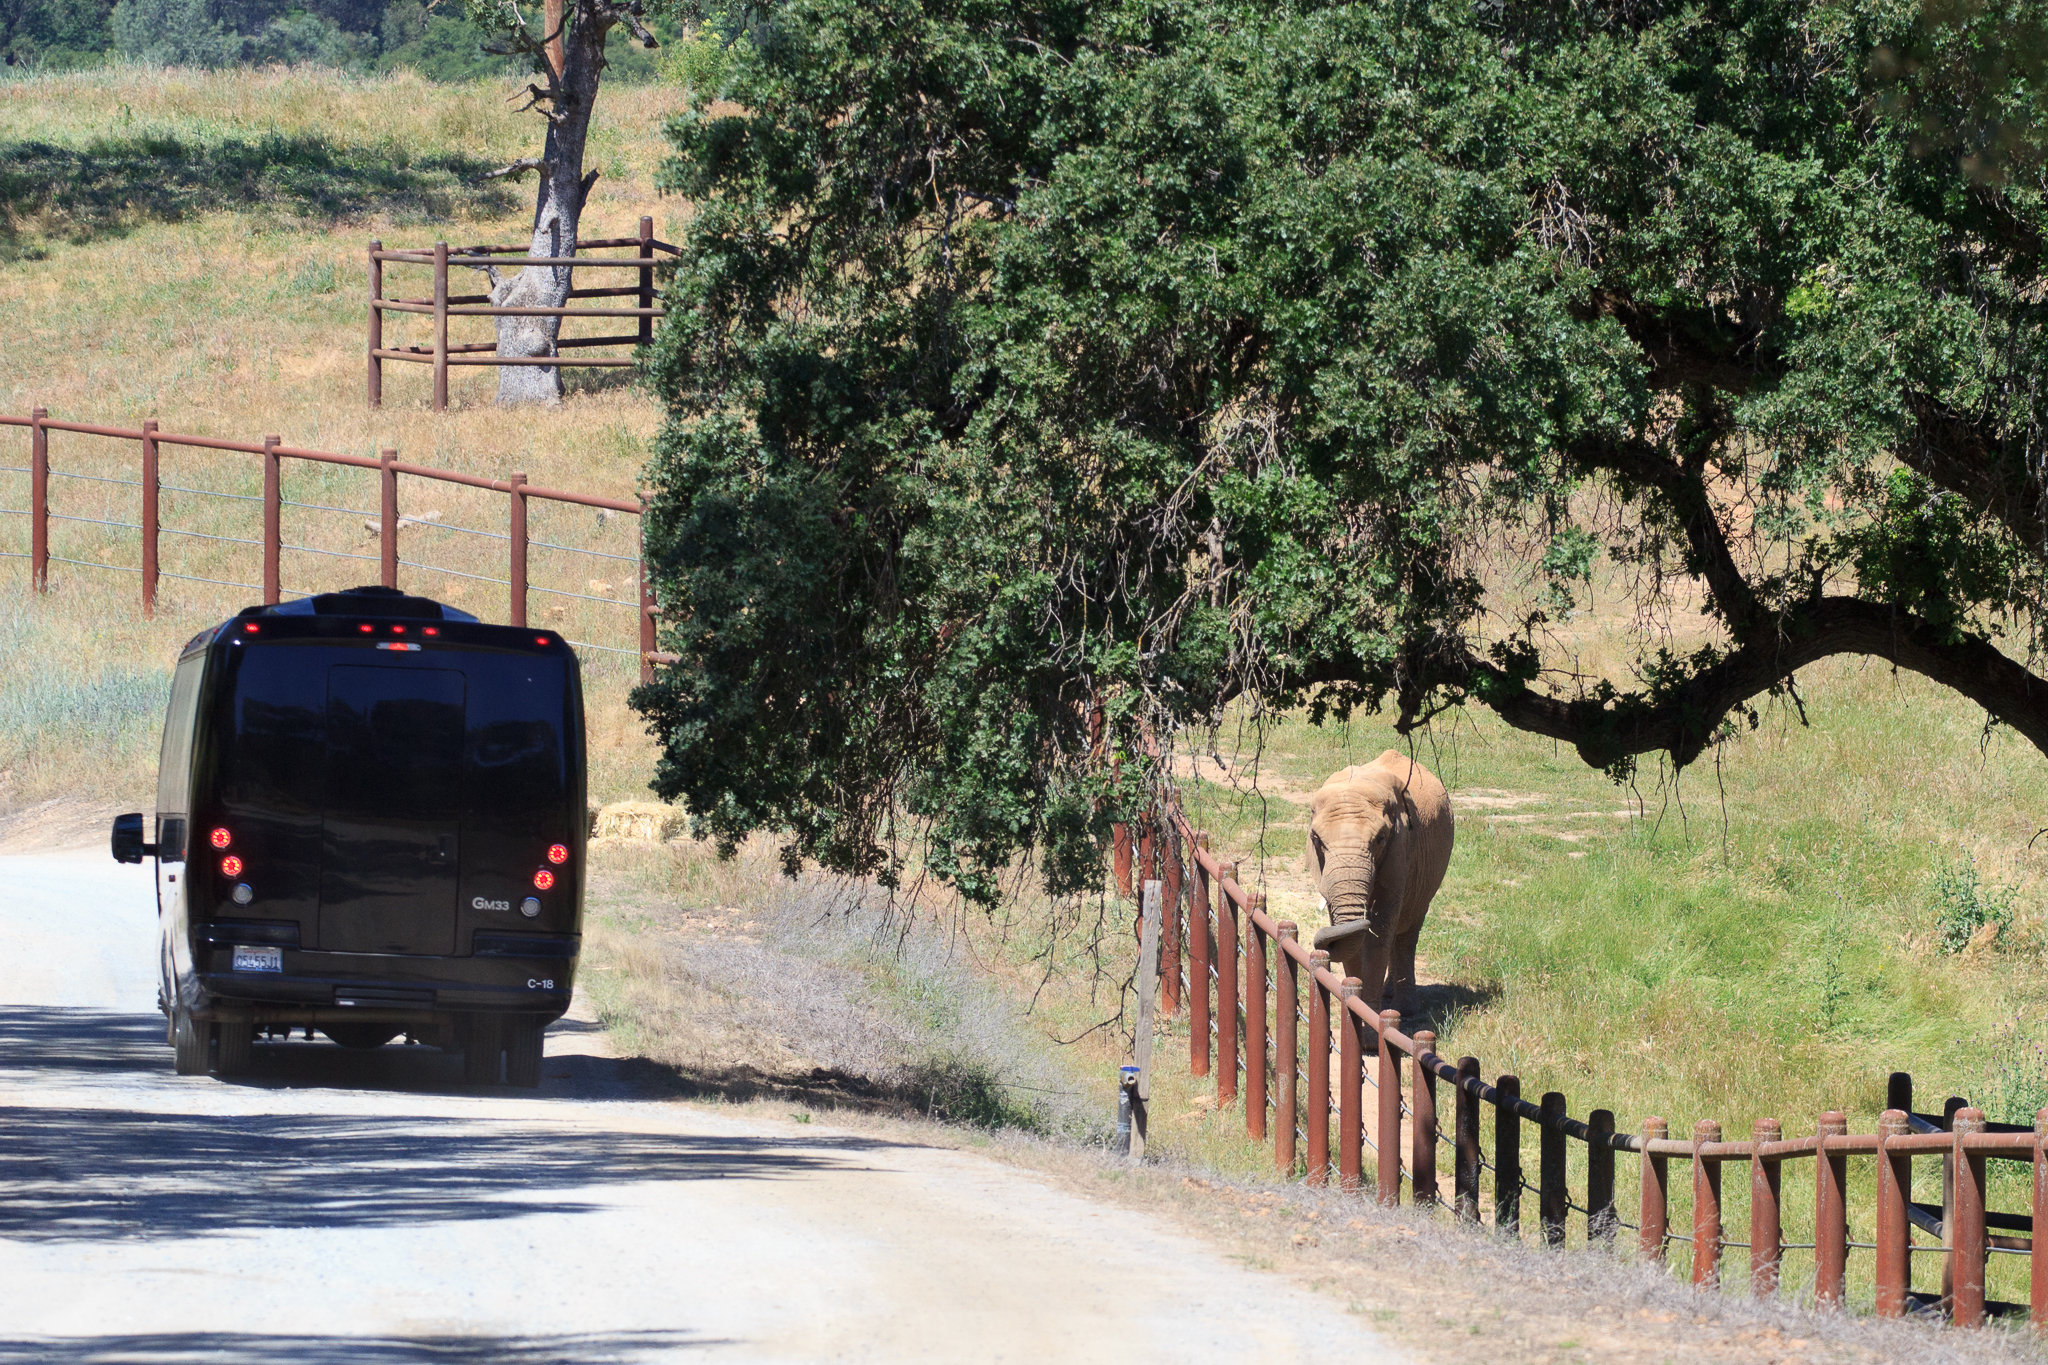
(1304, 794, 1326, 877)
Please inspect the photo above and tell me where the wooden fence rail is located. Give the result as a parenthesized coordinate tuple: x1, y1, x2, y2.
(0, 408, 662, 679)
(367, 217, 679, 411)
(1115, 813, 2048, 1329)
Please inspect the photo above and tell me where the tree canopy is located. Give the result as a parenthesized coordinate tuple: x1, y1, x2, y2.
(636, 0, 2048, 904)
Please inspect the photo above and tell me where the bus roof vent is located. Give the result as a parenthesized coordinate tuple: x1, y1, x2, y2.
(252, 586, 481, 623)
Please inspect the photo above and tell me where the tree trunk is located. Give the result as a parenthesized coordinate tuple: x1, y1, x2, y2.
(493, 15, 607, 406)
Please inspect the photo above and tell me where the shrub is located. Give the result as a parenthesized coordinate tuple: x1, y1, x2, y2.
(1932, 854, 2017, 955)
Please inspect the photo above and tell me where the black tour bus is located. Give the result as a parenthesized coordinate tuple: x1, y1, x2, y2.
(111, 585, 585, 1087)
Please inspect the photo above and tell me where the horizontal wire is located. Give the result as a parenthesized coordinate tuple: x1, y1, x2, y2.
(162, 526, 260, 547)
(410, 520, 508, 541)
(0, 465, 29, 474)
(49, 513, 140, 530)
(159, 570, 262, 591)
(281, 498, 376, 518)
(563, 638, 638, 657)
(530, 584, 636, 607)
(283, 543, 379, 563)
(50, 469, 141, 487)
(163, 484, 261, 502)
(530, 537, 638, 562)
(47, 555, 137, 574)
(0, 508, 25, 515)
(0, 548, 26, 557)
(404, 561, 510, 586)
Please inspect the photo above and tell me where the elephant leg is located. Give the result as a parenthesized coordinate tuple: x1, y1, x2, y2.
(1354, 931, 1394, 1018)
(1390, 926, 1422, 1013)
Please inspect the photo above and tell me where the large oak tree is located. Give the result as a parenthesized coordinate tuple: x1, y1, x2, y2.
(635, 0, 2048, 903)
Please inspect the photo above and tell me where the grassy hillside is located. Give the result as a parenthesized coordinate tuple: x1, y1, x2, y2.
(0, 65, 678, 809)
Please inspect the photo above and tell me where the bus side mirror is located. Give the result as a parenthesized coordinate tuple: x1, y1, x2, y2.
(110, 813, 156, 864)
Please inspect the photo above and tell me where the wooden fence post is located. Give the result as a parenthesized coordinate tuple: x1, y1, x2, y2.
(1876, 1109, 1909, 1317)
(1692, 1120, 1722, 1288)
(1216, 863, 1239, 1107)
(2033, 1109, 2048, 1332)
(1456, 1057, 1482, 1222)
(140, 419, 158, 619)
(1588, 1108, 1616, 1242)
(1495, 1074, 1522, 1238)
(1377, 1010, 1402, 1206)
(1337, 977, 1362, 1193)
(1540, 1092, 1568, 1247)
(1245, 896, 1267, 1140)
(1190, 834, 1210, 1076)
(1275, 923, 1298, 1175)
(1412, 1031, 1438, 1208)
(1751, 1117, 1782, 1297)
(261, 435, 281, 605)
(1306, 949, 1331, 1187)
(1640, 1116, 1669, 1263)
(380, 449, 399, 589)
(1953, 1108, 1988, 1328)
(1815, 1111, 1849, 1307)
(30, 406, 47, 592)
(1160, 824, 1181, 1017)
(508, 472, 528, 626)
(637, 215, 655, 347)
(368, 240, 384, 408)
(1114, 824, 1132, 898)
(432, 241, 449, 412)
(1942, 1095, 1967, 1311)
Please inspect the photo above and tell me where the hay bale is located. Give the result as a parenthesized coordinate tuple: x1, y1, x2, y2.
(594, 801, 688, 842)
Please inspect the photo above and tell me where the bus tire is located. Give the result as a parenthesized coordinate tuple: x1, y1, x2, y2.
(216, 1019, 254, 1076)
(172, 1008, 209, 1076)
(461, 1015, 502, 1086)
(505, 1019, 543, 1089)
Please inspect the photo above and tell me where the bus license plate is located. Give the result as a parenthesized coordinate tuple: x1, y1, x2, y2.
(233, 946, 283, 973)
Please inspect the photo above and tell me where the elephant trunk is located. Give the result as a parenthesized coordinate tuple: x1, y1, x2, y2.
(1321, 859, 1377, 926)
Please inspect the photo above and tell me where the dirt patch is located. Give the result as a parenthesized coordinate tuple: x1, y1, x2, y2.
(0, 797, 120, 855)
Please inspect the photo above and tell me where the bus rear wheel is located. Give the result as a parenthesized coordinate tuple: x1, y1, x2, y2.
(504, 1019, 544, 1089)
(216, 1019, 254, 1076)
(323, 1024, 400, 1050)
(460, 1015, 502, 1086)
(171, 1008, 209, 1076)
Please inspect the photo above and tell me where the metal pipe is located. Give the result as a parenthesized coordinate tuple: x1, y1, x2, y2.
(1815, 1111, 1849, 1306)
(1306, 949, 1330, 1187)
(1338, 977, 1362, 1193)
(1495, 1074, 1522, 1238)
(433, 241, 449, 413)
(1275, 923, 1298, 1175)
(638, 215, 655, 347)
(1377, 1010, 1402, 1207)
(1876, 1109, 1910, 1317)
(1640, 1117, 1669, 1263)
(1588, 1108, 1616, 1242)
(140, 419, 158, 618)
(261, 435, 280, 605)
(1411, 1031, 1438, 1207)
(1160, 825, 1181, 1017)
(638, 496, 656, 684)
(2032, 1111, 2048, 1331)
(1953, 1108, 1988, 1327)
(1217, 864, 1239, 1108)
(380, 449, 399, 589)
(1693, 1119, 1722, 1287)
(1246, 897, 1268, 1141)
(1751, 1117, 1782, 1296)
(1190, 834, 1210, 1077)
(368, 240, 383, 407)
(1456, 1057, 1482, 1222)
(508, 472, 528, 626)
(30, 406, 47, 592)
(1540, 1092, 1568, 1246)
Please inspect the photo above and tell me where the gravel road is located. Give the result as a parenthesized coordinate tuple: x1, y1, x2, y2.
(0, 850, 1406, 1364)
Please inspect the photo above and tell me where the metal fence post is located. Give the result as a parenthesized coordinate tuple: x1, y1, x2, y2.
(1306, 949, 1330, 1186)
(1245, 895, 1268, 1141)
(1190, 835, 1211, 1077)
(1954, 1108, 1988, 1327)
(1275, 923, 1297, 1176)
(380, 449, 399, 589)
(1640, 1116, 1669, 1262)
(508, 471, 528, 626)
(1751, 1117, 1782, 1296)
(1377, 1010, 1402, 1207)
(1160, 825, 1181, 1017)
(262, 435, 281, 605)
(1876, 1108, 1910, 1316)
(1815, 1111, 1849, 1306)
(368, 240, 384, 407)
(1456, 1057, 1482, 1222)
(140, 419, 158, 618)
(1337, 977, 1363, 1193)
(1495, 1074, 1522, 1237)
(30, 406, 47, 592)
(1216, 863, 1239, 1107)
(1412, 1031, 1438, 1207)
(1540, 1092, 1568, 1246)
(1114, 823, 1132, 897)
(639, 495, 656, 684)
(1693, 1120, 1722, 1288)
(1588, 1109, 1616, 1242)
(637, 215, 655, 347)
(433, 241, 450, 412)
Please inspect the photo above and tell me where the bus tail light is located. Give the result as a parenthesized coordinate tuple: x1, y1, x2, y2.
(532, 868, 555, 891)
(210, 827, 232, 849)
(547, 843, 568, 865)
(220, 855, 244, 877)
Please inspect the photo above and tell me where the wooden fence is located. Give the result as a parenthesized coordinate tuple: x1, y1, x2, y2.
(1114, 813, 2048, 1329)
(0, 408, 664, 680)
(367, 217, 679, 411)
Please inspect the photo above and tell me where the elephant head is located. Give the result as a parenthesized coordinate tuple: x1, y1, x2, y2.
(1305, 773, 1410, 950)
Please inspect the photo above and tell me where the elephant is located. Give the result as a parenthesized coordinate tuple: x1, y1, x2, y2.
(1305, 750, 1455, 1014)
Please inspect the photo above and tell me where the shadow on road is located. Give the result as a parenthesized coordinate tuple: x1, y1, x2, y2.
(0, 1331, 717, 1363)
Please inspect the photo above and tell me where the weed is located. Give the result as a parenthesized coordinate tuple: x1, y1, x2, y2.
(1980, 1020, 2048, 1127)
(1933, 853, 2016, 955)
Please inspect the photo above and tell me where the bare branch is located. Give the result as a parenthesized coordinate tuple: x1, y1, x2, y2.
(478, 156, 549, 182)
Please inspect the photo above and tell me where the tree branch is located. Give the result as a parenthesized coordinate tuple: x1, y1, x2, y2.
(1897, 396, 2046, 554)
(478, 156, 549, 182)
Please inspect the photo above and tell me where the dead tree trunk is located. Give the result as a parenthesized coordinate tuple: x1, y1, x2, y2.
(475, 0, 654, 406)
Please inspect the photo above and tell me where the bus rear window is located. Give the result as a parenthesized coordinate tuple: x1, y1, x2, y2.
(326, 667, 466, 819)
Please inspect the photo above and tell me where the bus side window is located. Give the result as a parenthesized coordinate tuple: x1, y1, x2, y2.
(155, 654, 205, 862)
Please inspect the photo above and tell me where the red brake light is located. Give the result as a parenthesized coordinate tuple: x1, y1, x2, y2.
(243, 623, 260, 633)
(423, 626, 440, 636)
(547, 843, 568, 865)
(209, 827, 232, 850)
(358, 623, 373, 633)
(220, 855, 243, 877)
(532, 868, 555, 891)
(535, 636, 549, 647)
(392, 624, 406, 634)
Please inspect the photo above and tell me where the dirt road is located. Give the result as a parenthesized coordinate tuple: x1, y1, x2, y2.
(0, 850, 1405, 1364)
